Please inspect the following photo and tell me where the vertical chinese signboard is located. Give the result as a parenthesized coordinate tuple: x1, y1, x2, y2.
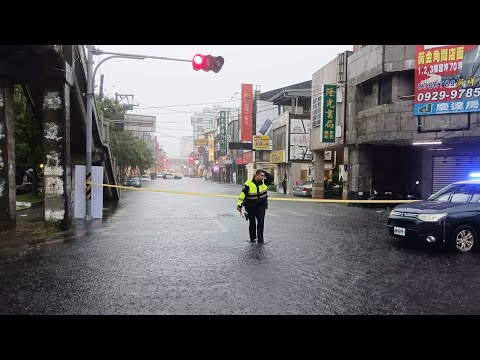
(219, 111, 227, 156)
(241, 83, 253, 142)
(322, 84, 336, 143)
(415, 45, 480, 116)
(208, 134, 214, 161)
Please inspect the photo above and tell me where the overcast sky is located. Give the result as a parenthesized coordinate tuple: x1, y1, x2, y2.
(95, 45, 352, 157)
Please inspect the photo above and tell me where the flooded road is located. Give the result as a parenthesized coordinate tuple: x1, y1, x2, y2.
(1, 178, 480, 314)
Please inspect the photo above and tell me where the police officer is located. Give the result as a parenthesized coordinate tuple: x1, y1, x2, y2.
(237, 169, 274, 243)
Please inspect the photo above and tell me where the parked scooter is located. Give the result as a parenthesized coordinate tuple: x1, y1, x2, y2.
(406, 181, 421, 200)
(368, 189, 397, 201)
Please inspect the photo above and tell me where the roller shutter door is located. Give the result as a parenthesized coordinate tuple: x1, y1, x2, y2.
(433, 155, 480, 193)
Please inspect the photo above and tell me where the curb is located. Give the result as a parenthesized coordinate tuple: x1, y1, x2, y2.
(15, 200, 44, 209)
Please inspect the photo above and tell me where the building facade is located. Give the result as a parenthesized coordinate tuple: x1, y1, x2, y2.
(345, 45, 480, 200)
(310, 50, 352, 198)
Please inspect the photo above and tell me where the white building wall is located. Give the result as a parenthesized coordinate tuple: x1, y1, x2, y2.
(180, 136, 193, 157)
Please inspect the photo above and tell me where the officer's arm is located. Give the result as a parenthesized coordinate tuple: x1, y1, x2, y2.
(264, 171, 274, 186)
(237, 185, 249, 210)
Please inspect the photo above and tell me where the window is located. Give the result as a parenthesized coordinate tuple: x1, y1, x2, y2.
(398, 70, 415, 98)
(431, 184, 473, 202)
(430, 184, 458, 202)
(363, 82, 373, 97)
(450, 184, 472, 203)
(312, 94, 322, 127)
(272, 126, 286, 151)
(470, 185, 480, 203)
(378, 75, 392, 105)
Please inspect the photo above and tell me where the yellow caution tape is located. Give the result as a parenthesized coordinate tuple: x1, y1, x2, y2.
(85, 181, 417, 204)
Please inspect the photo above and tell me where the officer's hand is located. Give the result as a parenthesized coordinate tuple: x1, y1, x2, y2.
(238, 207, 243, 217)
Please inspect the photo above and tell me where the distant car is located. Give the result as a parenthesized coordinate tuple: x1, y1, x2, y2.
(174, 174, 182, 179)
(124, 176, 141, 188)
(163, 173, 175, 179)
(387, 179, 480, 253)
(292, 180, 313, 197)
(140, 175, 151, 182)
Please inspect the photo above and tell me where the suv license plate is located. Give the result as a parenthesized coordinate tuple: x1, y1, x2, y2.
(394, 226, 406, 236)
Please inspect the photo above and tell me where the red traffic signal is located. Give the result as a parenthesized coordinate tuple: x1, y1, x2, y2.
(192, 54, 205, 71)
(192, 54, 224, 73)
(163, 158, 168, 162)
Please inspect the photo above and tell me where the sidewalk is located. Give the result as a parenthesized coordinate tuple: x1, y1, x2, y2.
(0, 219, 97, 255)
(271, 190, 295, 198)
(1, 200, 51, 254)
(0, 220, 48, 254)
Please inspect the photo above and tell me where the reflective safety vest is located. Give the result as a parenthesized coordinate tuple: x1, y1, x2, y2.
(237, 178, 268, 209)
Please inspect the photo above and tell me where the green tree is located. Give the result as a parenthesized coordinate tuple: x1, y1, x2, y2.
(95, 95, 124, 120)
(14, 85, 43, 196)
(95, 95, 155, 182)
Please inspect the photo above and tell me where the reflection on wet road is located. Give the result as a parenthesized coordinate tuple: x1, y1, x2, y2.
(1, 178, 480, 314)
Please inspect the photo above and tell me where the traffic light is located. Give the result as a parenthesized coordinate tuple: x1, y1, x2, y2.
(192, 54, 224, 73)
(190, 157, 194, 161)
(163, 158, 168, 162)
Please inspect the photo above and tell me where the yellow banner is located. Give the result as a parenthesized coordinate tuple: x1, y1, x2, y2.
(208, 135, 214, 161)
(253, 135, 271, 150)
(270, 150, 284, 163)
(194, 138, 208, 146)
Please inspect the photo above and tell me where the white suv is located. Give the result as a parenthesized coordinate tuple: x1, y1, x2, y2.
(140, 175, 151, 182)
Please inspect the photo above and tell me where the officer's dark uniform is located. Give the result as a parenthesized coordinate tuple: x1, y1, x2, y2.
(237, 171, 274, 243)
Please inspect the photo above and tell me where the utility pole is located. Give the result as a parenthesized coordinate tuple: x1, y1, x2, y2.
(85, 45, 94, 221)
(99, 74, 104, 100)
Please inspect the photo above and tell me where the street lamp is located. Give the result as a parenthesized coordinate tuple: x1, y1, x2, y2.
(84, 46, 192, 221)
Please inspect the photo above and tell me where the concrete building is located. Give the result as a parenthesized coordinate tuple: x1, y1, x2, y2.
(180, 136, 193, 158)
(191, 106, 221, 141)
(310, 50, 352, 198)
(257, 81, 313, 192)
(344, 45, 480, 200)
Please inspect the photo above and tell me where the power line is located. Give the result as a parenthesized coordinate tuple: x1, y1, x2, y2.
(135, 99, 239, 109)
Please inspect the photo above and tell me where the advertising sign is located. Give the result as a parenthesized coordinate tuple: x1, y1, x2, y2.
(256, 100, 277, 136)
(123, 114, 156, 132)
(415, 45, 480, 116)
(241, 84, 253, 142)
(289, 118, 313, 161)
(270, 150, 285, 163)
(219, 111, 227, 156)
(194, 138, 208, 146)
(253, 135, 272, 150)
(321, 84, 337, 142)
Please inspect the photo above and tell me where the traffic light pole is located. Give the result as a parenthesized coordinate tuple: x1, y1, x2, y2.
(84, 46, 192, 221)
